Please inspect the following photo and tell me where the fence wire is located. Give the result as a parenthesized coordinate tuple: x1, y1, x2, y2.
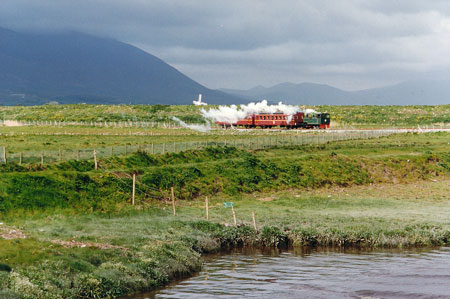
(0, 130, 397, 165)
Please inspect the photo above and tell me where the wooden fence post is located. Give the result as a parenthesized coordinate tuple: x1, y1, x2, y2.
(19, 152, 22, 165)
(232, 206, 237, 226)
(252, 211, 257, 230)
(94, 149, 98, 170)
(59, 148, 62, 161)
(162, 143, 165, 154)
(205, 196, 209, 220)
(151, 143, 154, 154)
(132, 173, 136, 205)
(41, 152, 44, 166)
(171, 187, 176, 216)
(77, 150, 80, 161)
(2, 146, 6, 164)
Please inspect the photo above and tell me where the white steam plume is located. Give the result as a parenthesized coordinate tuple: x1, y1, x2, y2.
(201, 100, 317, 124)
(172, 117, 211, 132)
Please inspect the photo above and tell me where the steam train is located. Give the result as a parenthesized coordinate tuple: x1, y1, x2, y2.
(217, 111, 330, 129)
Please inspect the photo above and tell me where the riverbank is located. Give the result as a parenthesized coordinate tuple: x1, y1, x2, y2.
(1, 179, 450, 298)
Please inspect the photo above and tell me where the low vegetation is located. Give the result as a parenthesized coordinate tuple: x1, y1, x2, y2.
(1, 104, 449, 128)
(0, 132, 448, 213)
(0, 130, 449, 298)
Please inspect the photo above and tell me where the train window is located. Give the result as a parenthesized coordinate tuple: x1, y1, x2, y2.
(275, 116, 278, 120)
(271, 116, 274, 120)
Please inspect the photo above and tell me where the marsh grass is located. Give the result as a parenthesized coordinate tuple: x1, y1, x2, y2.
(1, 179, 450, 298)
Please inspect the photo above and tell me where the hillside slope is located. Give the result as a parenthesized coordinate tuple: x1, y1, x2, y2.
(0, 27, 242, 105)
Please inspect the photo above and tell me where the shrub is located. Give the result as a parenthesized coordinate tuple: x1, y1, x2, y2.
(260, 226, 288, 247)
(0, 263, 12, 272)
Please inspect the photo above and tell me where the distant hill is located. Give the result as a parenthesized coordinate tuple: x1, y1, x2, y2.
(222, 81, 450, 105)
(0, 27, 243, 105)
(354, 80, 450, 105)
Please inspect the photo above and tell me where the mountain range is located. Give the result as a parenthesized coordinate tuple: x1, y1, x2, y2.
(222, 81, 450, 105)
(0, 26, 449, 106)
(0, 27, 242, 105)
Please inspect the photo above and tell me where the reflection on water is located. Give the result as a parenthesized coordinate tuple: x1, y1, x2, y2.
(135, 247, 450, 298)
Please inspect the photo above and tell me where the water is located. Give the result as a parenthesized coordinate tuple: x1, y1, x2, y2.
(135, 247, 450, 298)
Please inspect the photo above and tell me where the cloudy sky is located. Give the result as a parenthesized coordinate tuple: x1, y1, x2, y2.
(1, 0, 450, 90)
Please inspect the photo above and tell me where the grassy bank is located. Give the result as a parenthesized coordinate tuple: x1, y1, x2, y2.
(1, 179, 450, 298)
(0, 132, 449, 298)
(0, 132, 449, 212)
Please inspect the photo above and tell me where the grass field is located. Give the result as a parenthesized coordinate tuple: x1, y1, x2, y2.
(0, 107, 449, 298)
(1, 104, 449, 128)
(0, 121, 395, 164)
(0, 132, 448, 211)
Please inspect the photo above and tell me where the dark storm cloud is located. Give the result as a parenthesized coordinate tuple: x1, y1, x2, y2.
(1, 0, 449, 89)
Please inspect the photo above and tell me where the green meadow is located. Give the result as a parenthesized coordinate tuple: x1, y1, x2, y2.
(0, 104, 449, 298)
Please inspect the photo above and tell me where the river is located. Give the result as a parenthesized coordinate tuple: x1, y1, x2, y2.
(133, 247, 450, 298)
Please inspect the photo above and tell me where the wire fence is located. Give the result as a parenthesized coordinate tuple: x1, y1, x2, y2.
(2, 119, 450, 130)
(1, 130, 398, 165)
(0, 119, 182, 129)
